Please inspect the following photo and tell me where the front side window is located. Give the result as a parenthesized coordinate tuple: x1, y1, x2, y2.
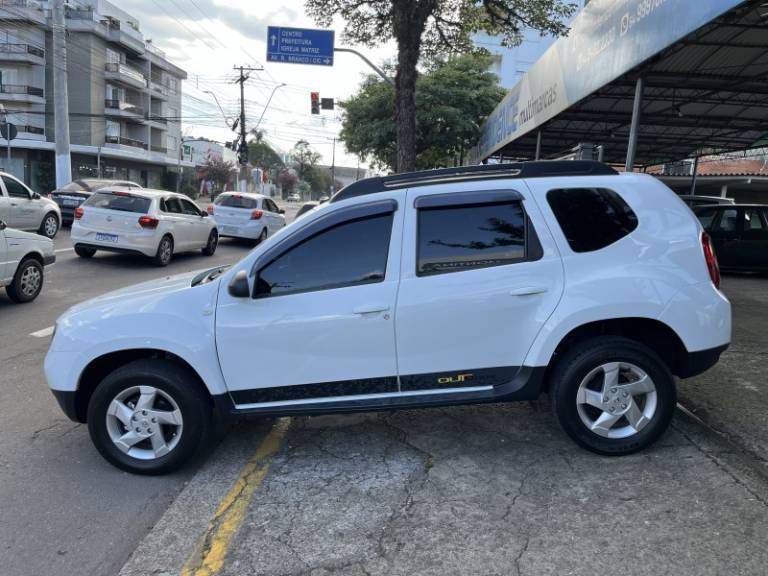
(255, 213, 393, 297)
(180, 198, 201, 216)
(2, 176, 30, 199)
(547, 188, 638, 253)
(417, 201, 526, 276)
(744, 208, 767, 231)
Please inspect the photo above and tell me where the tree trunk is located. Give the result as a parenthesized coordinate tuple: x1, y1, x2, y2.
(392, 0, 435, 174)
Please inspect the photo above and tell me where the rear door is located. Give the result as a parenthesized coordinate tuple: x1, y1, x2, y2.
(0, 183, 9, 224)
(263, 198, 283, 233)
(179, 197, 209, 248)
(160, 197, 191, 249)
(2, 175, 38, 230)
(707, 207, 741, 269)
(0, 225, 9, 283)
(394, 186, 564, 391)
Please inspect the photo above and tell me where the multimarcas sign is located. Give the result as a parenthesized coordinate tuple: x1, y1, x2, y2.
(471, 0, 747, 162)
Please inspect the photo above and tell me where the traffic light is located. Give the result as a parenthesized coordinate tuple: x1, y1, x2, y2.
(311, 92, 320, 115)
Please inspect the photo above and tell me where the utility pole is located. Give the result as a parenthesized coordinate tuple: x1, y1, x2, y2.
(330, 137, 336, 195)
(233, 65, 263, 192)
(52, 0, 72, 188)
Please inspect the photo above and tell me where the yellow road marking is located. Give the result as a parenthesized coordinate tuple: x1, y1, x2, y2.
(180, 417, 292, 576)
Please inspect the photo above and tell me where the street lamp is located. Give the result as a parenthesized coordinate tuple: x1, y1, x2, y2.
(204, 90, 233, 128)
(253, 83, 286, 133)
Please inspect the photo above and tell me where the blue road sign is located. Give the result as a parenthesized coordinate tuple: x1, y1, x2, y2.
(267, 26, 335, 66)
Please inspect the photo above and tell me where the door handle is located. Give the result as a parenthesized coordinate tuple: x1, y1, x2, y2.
(353, 304, 390, 315)
(509, 286, 548, 296)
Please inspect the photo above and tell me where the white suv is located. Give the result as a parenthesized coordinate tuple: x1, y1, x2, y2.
(1, 219, 55, 303)
(72, 188, 219, 266)
(45, 162, 731, 474)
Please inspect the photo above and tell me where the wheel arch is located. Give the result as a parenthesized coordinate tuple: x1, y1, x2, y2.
(73, 348, 212, 423)
(538, 317, 688, 391)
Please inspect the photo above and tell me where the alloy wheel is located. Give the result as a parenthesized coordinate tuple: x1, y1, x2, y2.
(20, 265, 42, 297)
(105, 385, 183, 460)
(44, 215, 58, 237)
(575, 362, 658, 439)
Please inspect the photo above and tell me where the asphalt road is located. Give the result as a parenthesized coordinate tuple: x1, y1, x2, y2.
(2, 203, 768, 576)
(0, 200, 302, 576)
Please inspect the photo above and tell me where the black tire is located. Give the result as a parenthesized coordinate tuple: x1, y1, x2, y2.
(6, 257, 44, 303)
(87, 359, 212, 475)
(39, 212, 59, 239)
(153, 235, 173, 267)
(550, 336, 676, 456)
(75, 246, 96, 258)
(202, 229, 218, 256)
(256, 227, 268, 245)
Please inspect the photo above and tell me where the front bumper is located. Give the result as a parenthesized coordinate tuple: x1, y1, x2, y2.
(51, 389, 82, 422)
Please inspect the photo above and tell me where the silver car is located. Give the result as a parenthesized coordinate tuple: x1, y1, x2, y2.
(0, 171, 62, 238)
(0, 219, 55, 303)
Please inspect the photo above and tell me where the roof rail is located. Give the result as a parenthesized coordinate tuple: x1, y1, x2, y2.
(330, 160, 618, 203)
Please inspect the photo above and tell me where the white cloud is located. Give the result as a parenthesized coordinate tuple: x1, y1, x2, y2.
(125, 0, 396, 167)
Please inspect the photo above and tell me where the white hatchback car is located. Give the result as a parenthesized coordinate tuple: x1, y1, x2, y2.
(72, 188, 219, 266)
(0, 171, 61, 238)
(46, 161, 731, 474)
(208, 192, 286, 242)
(1, 219, 55, 303)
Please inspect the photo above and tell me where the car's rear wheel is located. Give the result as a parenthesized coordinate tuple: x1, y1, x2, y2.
(75, 246, 96, 258)
(202, 229, 218, 256)
(39, 212, 59, 239)
(256, 227, 268, 245)
(6, 258, 44, 303)
(153, 235, 173, 267)
(550, 336, 676, 455)
(87, 359, 212, 475)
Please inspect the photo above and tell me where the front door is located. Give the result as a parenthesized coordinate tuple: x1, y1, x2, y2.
(179, 197, 209, 248)
(216, 195, 404, 406)
(394, 186, 564, 391)
(2, 175, 38, 230)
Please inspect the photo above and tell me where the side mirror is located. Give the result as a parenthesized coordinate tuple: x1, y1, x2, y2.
(0, 220, 6, 231)
(228, 270, 251, 298)
(279, 208, 285, 214)
(200, 211, 209, 218)
(32, 192, 41, 200)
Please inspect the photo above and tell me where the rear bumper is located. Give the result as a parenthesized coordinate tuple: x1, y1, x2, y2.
(71, 228, 158, 257)
(218, 222, 264, 239)
(74, 242, 151, 258)
(678, 343, 729, 379)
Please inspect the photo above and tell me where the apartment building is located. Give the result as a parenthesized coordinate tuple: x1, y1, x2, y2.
(0, 0, 192, 191)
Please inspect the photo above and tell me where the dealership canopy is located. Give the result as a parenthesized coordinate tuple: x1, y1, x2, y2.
(472, 0, 768, 168)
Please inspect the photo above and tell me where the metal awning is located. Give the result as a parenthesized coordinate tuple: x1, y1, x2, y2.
(474, 0, 768, 168)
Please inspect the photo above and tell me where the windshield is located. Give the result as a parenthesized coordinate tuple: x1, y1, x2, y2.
(84, 192, 152, 213)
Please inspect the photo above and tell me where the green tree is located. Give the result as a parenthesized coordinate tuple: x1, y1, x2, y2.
(291, 140, 322, 181)
(248, 130, 285, 179)
(306, 0, 574, 173)
(341, 53, 505, 171)
(305, 166, 333, 196)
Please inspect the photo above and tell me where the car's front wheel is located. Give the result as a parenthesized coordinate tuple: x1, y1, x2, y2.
(87, 359, 212, 475)
(550, 336, 676, 456)
(6, 258, 44, 303)
(39, 212, 59, 239)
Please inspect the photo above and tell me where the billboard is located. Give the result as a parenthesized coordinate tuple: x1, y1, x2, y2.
(472, 0, 747, 162)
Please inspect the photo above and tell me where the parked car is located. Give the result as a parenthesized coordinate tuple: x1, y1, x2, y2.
(50, 179, 142, 226)
(207, 192, 285, 243)
(295, 201, 319, 220)
(678, 195, 735, 208)
(72, 188, 219, 266)
(45, 161, 730, 474)
(1, 219, 55, 303)
(286, 194, 301, 202)
(694, 204, 768, 272)
(0, 171, 61, 238)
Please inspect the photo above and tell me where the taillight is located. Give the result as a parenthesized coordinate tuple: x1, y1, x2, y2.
(138, 215, 159, 229)
(207, 204, 214, 215)
(701, 231, 720, 289)
(250, 209, 263, 220)
(74, 207, 84, 220)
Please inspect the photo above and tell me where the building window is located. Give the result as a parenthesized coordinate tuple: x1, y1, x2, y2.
(106, 48, 122, 64)
(166, 135, 177, 151)
(167, 106, 179, 122)
(105, 120, 120, 138)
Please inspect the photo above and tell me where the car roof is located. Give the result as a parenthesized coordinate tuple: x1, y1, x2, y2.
(93, 187, 187, 199)
(218, 191, 267, 200)
(330, 160, 617, 203)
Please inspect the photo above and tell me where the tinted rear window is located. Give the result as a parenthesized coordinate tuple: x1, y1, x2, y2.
(84, 192, 151, 213)
(547, 188, 638, 253)
(417, 201, 526, 275)
(216, 195, 259, 209)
